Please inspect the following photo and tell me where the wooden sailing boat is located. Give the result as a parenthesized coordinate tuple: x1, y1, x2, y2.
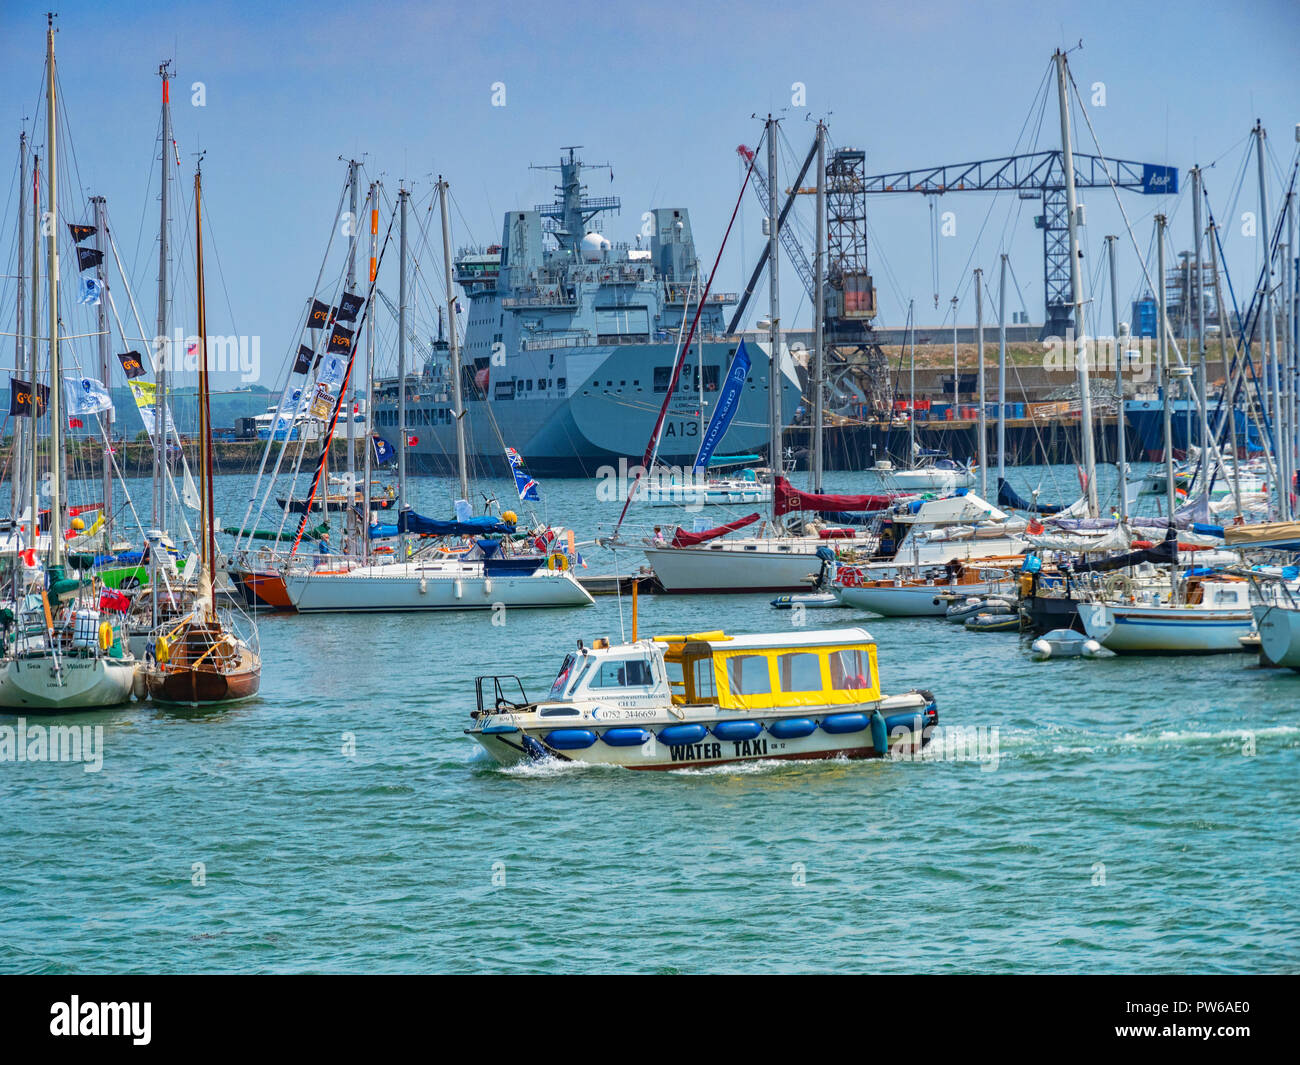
(145, 163, 261, 705)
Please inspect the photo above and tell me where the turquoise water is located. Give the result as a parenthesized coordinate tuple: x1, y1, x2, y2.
(1, 468, 1297, 973)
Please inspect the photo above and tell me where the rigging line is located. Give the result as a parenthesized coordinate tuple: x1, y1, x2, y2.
(237, 171, 354, 547)
(613, 123, 763, 536)
(1065, 64, 1193, 375)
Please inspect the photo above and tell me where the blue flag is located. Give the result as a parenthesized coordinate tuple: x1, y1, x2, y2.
(692, 340, 751, 473)
(372, 434, 396, 466)
(505, 447, 540, 502)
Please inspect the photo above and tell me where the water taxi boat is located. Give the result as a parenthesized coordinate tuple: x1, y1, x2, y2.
(467, 627, 937, 770)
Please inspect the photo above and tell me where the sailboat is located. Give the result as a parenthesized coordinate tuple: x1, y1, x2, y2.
(143, 163, 261, 705)
(279, 179, 594, 613)
(0, 18, 137, 710)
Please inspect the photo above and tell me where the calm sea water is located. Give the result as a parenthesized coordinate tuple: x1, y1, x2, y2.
(1, 464, 1297, 973)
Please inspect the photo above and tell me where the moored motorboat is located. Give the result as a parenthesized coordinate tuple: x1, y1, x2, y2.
(467, 627, 937, 769)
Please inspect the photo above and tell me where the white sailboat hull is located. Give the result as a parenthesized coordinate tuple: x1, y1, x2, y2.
(284, 562, 594, 612)
(0, 655, 136, 711)
(646, 484, 772, 507)
(1077, 601, 1252, 654)
(890, 468, 975, 490)
(1253, 603, 1300, 670)
(642, 542, 835, 593)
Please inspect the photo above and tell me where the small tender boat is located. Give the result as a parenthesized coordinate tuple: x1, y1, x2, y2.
(770, 592, 840, 609)
(1030, 628, 1107, 660)
(963, 611, 1020, 633)
(467, 627, 937, 770)
(945, 595, 1015, 623)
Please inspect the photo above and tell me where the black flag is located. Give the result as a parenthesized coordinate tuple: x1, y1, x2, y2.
(336, 291, 364, 322)
(76, 246, 104, 272)
(293, 345, 313, 375)
(117, 351, 146, 379)
(307, 299, 331, 330)
(68, 222, 96, 244)
(9, 378, 49, 417)
(326, 324, 354, 355)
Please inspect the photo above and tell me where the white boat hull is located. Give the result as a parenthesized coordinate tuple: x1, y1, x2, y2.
(642, 542, 837, 593)
(1077, 601, 1252, 654)
(836, 579, 1005, 617)
(890, 469, 975, 489)
(646, 484, 772, 507)
(1253, 603, 1300, 670)
(0, 654, 136, 711)
(284, 562, 594, 612)
(470, 693, 936, 770)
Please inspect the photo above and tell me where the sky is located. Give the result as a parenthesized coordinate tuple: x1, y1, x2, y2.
(1, 0, 1298, 389)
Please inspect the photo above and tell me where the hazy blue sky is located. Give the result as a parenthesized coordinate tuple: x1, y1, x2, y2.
(1, 0, 1297, 388)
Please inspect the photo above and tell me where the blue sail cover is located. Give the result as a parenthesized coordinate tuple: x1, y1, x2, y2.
(370, 511, 517, 538)
(997, 477, 1066, 515)
(692, 340, 751, 474)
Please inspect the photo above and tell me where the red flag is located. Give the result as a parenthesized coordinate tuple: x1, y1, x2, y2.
(69, 417, 84, 428)
(407, 435, 419, 446)
(99, 589, 131, 613)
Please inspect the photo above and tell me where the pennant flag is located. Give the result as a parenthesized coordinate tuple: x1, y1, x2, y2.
(68, 222, 96, 244)
(336, 291, 364, 322)
(693, 340, 751, 473)
(117, 351, 146, 378)
(273, 387, 305, 435)
(505, 446, 540, 502)
(9, 378, 49, 417)
(372, 434, 396, 466)
(326, 324, 354, 355)
(407, 434, 419, 447)
(292, 345, 313, 375)
(68, 417, 84, 428)
(128, 380, 156, 408)
(75, 246, 104, 272)
(65, 376, 114, 417)
(308, 298, 331, 330)
(77, 276, 103, 305)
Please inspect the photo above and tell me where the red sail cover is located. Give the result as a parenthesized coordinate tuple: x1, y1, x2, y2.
(773, 476, 895, 516)
(670, 511, 761, 547)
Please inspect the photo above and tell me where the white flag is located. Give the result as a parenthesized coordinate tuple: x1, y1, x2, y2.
(64, 376, 113, 416)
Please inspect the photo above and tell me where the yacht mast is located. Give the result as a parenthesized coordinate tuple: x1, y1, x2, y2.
(154, 61, 173, 532)
(12, 134, 27, 527)
(194, 162, 217, 623)
(28, 152, 40, 559)
(975, 266, 987, 498)
(45, 15, 63, 567)
(397, 186, 409, 557)
(439, 177, 469, 501)
(812, 119, 826, 494)
(765, 116, 781, 523)
(361, 180, 378, 561)
(345, 159, 359, 542)
(1254, 122, 1285, 519)
(1055, 49, 1099, 517)
(92, 194, 112, 545)
(997, 255, 1008, 485)
(1106, 235, 1128, 518)
(1191, 167, 1211, 494)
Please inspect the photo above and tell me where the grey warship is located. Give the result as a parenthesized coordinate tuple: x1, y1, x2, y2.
(372, 148, 802, 477)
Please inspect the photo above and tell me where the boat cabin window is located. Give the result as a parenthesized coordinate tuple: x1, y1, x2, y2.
(589, 657, 654, 689)
(726, 654, 772, 696)
(828, 647, 873, 690)
(547, 654, 578, 699)
(777, 652, 823, 693)
(690, 658, 717, 701)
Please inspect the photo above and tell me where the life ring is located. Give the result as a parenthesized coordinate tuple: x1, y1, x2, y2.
(155, 635, 170, 664)
(547, 553, 569, 571)
(98, 621, 113, 652)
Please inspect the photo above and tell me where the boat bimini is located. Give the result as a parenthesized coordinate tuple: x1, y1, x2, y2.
(467, 627, 937, 770)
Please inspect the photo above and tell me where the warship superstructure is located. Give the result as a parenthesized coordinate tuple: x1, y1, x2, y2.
(372, 149, 802, 476)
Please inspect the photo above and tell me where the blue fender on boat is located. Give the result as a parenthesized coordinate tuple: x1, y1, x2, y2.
(544, 729, 598, 750)
(658, 723, 709, 746)
(712, 720, 763, 742)
(768, 717, 817, 739)
(601, 727, 653, 747)
(870, 709, 888, 753)
(820, 711, 870, 735)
